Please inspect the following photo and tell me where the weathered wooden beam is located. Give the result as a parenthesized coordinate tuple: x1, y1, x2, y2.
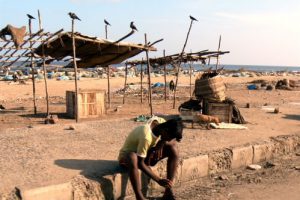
(144, 34, 153, 115)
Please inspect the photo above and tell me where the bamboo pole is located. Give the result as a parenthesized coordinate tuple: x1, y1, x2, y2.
(41, 40, 50, 117)
(107, 65, 111, 108)
(38, 10, 42, 30)
(39, 10, 49, 117)
(71, 19, 79, 123)
(123, 63, 128, 104)
(28, 17, 37, 114)
(163, 50, 167, 102)
(216, 35, 222, 70)
(105, 25, 108, 39)
(144, 34, 153, 115)
(140, 58, 143, 103)
(189, 61, 193, 99)
(173, 17, 196, 109)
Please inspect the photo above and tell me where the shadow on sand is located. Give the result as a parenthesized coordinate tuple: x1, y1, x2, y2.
(283, 114, 300, 121)
(19, 112, 71, 119)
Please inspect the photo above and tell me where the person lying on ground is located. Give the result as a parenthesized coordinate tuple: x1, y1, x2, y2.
(118, 117, 183, 200)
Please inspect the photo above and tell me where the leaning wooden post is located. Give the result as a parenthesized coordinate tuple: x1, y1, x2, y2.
(173, 16, 197, 109)
(144, 34, 153, 115)
(163, 50, 167, 102)
(41, 39, 50, 117)
(39, 11, 50, 116)
(216, 35, 222, 70)
(123, 63, 128, 104)
(189, 61, 193, 99)
(28, 15, 37, 114)
(172, 63, 180, 109)
(71, 19, 79, 122)
(107, 66, 111, 108)
(140, 59, 143, 104)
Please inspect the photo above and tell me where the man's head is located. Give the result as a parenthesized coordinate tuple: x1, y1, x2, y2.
(152, 119, 183, 142)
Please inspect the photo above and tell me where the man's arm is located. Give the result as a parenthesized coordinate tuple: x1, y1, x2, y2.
(137, 156, 172, 188)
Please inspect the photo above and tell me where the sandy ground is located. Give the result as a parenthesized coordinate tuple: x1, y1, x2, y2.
(0, 74, 299, 193)
(144, 153, 300, 200)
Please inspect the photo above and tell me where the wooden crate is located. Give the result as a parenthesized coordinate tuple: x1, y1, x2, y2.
(203, 101, 232, 123)
(179, 109, 201, 121)
(66, 89, 106, 119)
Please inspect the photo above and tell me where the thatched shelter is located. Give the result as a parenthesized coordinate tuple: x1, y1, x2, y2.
(34, 32, 156, 68)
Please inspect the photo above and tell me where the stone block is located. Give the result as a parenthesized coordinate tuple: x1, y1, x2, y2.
(179, 154, 208, 182)
(111, 173, 134, 200)
(252, 142, 274, 163)
(22, 182, 73, 200)
(231, 146, 253, 169)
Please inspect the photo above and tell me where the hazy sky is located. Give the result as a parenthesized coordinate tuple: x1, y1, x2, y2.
(1, 0, 299, 66)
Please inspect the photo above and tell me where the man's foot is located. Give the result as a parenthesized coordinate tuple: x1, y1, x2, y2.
(162, 189, 176, 200)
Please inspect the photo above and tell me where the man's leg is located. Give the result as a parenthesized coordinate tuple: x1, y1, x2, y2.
(126, 152, 146, 200)
(162, 141, 179, 199)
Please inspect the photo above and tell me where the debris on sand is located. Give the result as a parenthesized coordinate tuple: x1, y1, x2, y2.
(264, 161, 277, 168)
(274, 107, 280, 114)
(247, 164, 262, 170)
(68, 125, 76, 130)
(44, 114, 59, 124)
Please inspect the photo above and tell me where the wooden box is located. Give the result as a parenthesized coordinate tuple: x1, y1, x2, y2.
(66, 89, 106, 119)
(179, 108, 201, 121)
(203, 101, 232, 123)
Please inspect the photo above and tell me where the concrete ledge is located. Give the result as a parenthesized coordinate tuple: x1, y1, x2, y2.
(231, 145, 253, 169)
(71, 175, 107, 200)
(22, 182, 73, 200)
(180, 154, 208, 182)
(252, 141, 275, 163)
(4, 134, 300, 200)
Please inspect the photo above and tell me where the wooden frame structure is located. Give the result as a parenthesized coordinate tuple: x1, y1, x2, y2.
(0, 23, 64, 117)
(125, 49, 230, 110)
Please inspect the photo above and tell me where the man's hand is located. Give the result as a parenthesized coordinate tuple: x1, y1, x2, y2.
(154, 140, 166, 158)
(157, 178, 173, 188)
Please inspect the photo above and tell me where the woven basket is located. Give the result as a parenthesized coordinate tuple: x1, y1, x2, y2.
(195, 76, 226, 102)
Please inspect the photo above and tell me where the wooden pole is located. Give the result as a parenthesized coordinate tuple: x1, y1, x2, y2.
(38, 10, 42, 30)
(144, 34, 153, 115)
(39, 10, 50, 117)
(71, 19, 79, 123)
(189, 61, 193, 99)
(173, 18, 196, 109)
(140, 59, 143, 103)
(28, 17, 37, 114)
(123, 63, 128, 104)
(216, 35, 222, 70)
(107, 66, 111, 108)
(163, 50, 167, 102)
(105, 25, 108, 39)
(42, 39, 50, 117)
(172, 63, 180, 109)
